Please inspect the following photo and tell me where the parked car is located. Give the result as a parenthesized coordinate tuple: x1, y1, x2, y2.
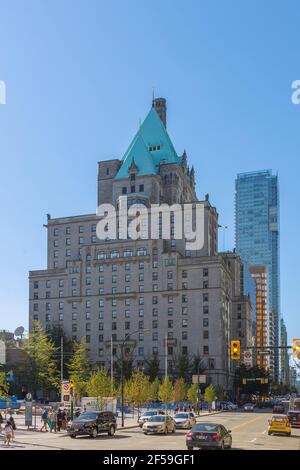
(137, 410, 165, 427)
(244, 403, 254, 412)
(142, 415, 176, 435)
(273, 403, 285, 414)
(67, 411, 117, 438)
(186, 423, 232, 450)
(268, 415, 291, 436)
(173, 412, 196, 429)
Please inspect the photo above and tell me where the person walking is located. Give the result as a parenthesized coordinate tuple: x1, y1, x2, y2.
(3, 421, 13, 447)
(56, 409, 63, 432)
(48, 410, 55, 432)
(61, 409, 68, 431)
(0, 411, 4, 431)
(8, 416, 16, 442)
(40, 409, 49, 432)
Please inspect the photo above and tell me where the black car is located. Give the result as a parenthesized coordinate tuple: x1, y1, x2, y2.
(186, 423, 232, 450)
(67, 411, 117, 438)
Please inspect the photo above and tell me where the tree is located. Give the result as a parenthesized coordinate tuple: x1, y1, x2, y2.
(158, 377, 173, 406)
(86, 367, 114, 410)
(0, 372, 9, 398)
(173, 378, 187, 402)
(235, 365, 270, 396)
(46, 323, 73, 380)
(204, 384, 217, 405)
(124, 371, 150, 416)
(187, 383, 198, 404)
(149, 377, 160, 402)
(172, 352, 205, 384)
(68, 339, 91, 400)
(19, 321, 58, 398)
(144, 354, 160, 382)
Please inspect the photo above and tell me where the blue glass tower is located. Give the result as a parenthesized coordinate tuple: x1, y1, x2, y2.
(235, 170, 280, 382)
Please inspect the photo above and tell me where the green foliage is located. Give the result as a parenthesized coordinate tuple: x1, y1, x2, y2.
(235, 365, 270, 395)
(68, 339, 91, 399)
(172, 352, 205, 384)
(173, 378, 187, 402)
(19, 321, 59, 396)
(46, 323, 73, 379)
(158, 377, 173, 404)
(150, 377, 160, 401)
(144, 354, 160, 382)
(187, 383, 198, 404)
(124, 371, 150, 414)
(86, 367, 114, 410)
(0, 372, 9, 398)
(204, 384, 217, 404)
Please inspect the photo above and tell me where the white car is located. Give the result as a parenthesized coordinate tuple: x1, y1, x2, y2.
(137, 410, 165, 428)
(142, 415, 176, 435)
(244, 403, 254, 412)
(226, 402, 238, 410)
(173, 412, 196, 429)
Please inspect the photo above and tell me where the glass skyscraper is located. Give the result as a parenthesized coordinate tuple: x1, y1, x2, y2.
(235, 170, 280, 381)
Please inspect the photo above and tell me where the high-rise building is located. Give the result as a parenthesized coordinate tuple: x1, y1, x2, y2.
(249, 266, 268, 370)
(235, 170, 280, 381)
(280, 319, 289, 385)
(29, 98, 250, 391)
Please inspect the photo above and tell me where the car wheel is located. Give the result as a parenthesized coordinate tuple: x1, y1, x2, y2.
(90, 428, 98, 438)
(144, 431, 148, 435)
(220, 441, 225, 450)
(108, 425, 115, 436)
(187, 446, 193, 450)
(164, 428, 168, 435)
(268, 432, 272, 436)
(70, 434, 76, 439)
(172, 426, 175, 433)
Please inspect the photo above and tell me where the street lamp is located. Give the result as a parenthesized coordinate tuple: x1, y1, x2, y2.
(120, 329, 150, 427)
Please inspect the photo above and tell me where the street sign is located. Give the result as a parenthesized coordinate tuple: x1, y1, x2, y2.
(26, 393, 32, 401)
(243, 350, 253, 367)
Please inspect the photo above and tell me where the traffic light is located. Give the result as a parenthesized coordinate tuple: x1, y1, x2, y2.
(292, 339, 300, 359)
(230, 340, 241, 360)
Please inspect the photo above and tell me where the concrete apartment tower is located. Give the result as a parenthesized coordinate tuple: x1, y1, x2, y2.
(29, 98, 251, 392)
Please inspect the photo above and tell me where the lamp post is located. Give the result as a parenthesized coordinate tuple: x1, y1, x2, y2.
(120, 329, 150, 428)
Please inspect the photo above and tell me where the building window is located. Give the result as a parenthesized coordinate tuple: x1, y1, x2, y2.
(99, 323, 104, 331)
(54, 250, 59, 258)
(54, 239, 59, 247)
(66, 238, 71, 246)
(112, 299, 117, 306)
(99, 264, 104, 272)
(86, 289, 92, 296)
(182, 295, 187, 303)
(139, 285, 144, 293)
(66, 249, 71, 257)
(33, 303, 38, 311)
(99, 311, 104, 319)
(139, 184, 144, 192)
(59, 302, 64, 310)
(203, 268, 208, 277)
(152, 308, 158, 317)
(99, 299, 104, 307)
(86, 335, 91, 343)
(139, 261, 144, 269)
(91, 224, 96, 232)
(203, 306, 209, 314)
(46, 280, 51, 288)
(99, 276, 104, 285)
(86, 277, 92, 286)
(203, 346, 209, 355)
(99, 335, 103, 342)
(168, 320, 173, 328)
(153, 347, 159, 355)
(72, 312, 77, 320)
(125, 322, 130, 330)
(153, 296, 158, 304)
(152, 272, 158, 281)
(203, 293, 209, 302)
(167, 271, 173, 280)
(125, 263, 131, 271)
(152, 320, 158, 329)
(125, 310, 130, 318)
(182, 346, 188, 355)
(152, 260, 158, 268)
(203, 330, 209, 339)
(139, 332, 144, 341)
(54, 228, 59, 236)
(153, 284, 158, 291)
(203, 281, 209, 289)
(138, 273, 144, 282)
(139, 309, 144, 317)
(203, 318, 209, 327)
(46, 314, 51, 322)
(125, 286, 131, 293)
(138, 320, 144, 329)
(112, 322, 117, 331)
(182, 270, 188, 278)
(182, 319, 188, 328)
(182, 331, 188, 340)
(72, 301, 77, 309)
(33, 281, 39, 289)
(138, 347, 144, 356)
(168, 296, 173, 304)
(122, 186, 127, 195)
(125, 298, 130, 306)
(137, 247, 147, 256)
(34, 292, 38, 300)
(168, 308, 173, 316)
(139, 297, 144, 305)
(46, 302, 51, 311)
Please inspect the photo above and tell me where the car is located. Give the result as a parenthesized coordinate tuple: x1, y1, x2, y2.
(226, 401, 238, 410)
(137, 410, 165, 427)
(142, 415, 176, 435)
(273, 404, 285, 414)
(287, 411, 300, 427)
(67, 411, 117, 438)
(173, 412, 196, 429)
(244, 403, 254, 412)
(186, 423, 232, 450)
(268, 415, 291, 436)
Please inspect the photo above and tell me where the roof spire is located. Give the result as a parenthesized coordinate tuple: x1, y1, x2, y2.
(152, 88, 155, 107)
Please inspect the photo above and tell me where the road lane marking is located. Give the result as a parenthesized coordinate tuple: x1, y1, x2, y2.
(230, 414, 267, 431)
(250, 438, 257, 442)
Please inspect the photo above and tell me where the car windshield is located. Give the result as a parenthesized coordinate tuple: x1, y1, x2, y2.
(272, 418, 286, 423)
(192, 424, 219, 432)
(143, 412, 156, 416)
(148, 416, 165, 422)
(77, 412, 98, 420)
(175, 413, 189, 419)
(245, 403, 253, 406)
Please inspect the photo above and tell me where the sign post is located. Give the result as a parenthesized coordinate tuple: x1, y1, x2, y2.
(25, 400, 33, 429)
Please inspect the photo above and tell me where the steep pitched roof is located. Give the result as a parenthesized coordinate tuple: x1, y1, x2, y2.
(115, 107, 180, 179)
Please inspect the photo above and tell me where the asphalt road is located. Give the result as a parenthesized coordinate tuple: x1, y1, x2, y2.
(2, 411, 300, 450)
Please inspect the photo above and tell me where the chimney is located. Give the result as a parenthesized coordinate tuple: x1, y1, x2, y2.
(153, 97, 167, 127)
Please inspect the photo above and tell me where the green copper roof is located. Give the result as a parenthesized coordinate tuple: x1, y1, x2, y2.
(115, 107, 180, 179)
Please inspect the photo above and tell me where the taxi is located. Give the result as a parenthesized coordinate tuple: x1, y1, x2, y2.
(268, 415, 291, 436)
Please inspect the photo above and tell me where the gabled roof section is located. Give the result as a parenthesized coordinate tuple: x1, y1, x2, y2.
(115, 106, 180, 179)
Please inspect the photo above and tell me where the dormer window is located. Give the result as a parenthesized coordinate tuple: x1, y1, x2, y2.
(130, 173, 136, 181)
(149, 145, 161, 152)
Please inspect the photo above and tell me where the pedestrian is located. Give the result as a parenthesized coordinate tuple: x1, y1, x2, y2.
(61, 409, 68, 430)
(0, 411, 3, 431)
(56, 409, 63, 432)
(75, 408, 81, 418)
(3, 421, 13, 447)
(48, 410, 56, 432)
(8, 416, 16, 442)
(40, 409, 49, 432)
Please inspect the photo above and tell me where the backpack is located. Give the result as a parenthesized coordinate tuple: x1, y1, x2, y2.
(42, 411, 48, 420)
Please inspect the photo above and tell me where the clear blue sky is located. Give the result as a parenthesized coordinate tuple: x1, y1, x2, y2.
(0, 1, 299, 343)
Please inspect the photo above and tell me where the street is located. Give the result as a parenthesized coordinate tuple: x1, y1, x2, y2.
(2, 411, 300, 450)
